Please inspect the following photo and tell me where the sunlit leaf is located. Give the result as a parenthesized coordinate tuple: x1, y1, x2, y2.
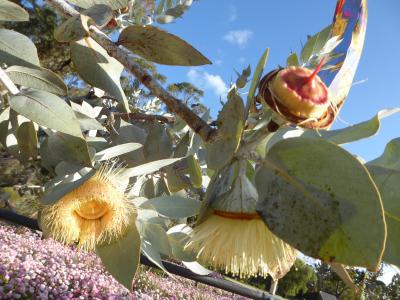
(141, 195, 200, 218)
(6, 66, 67, 95)
(71, 37, 129, 112)
(93, 143, 143, 162)
(41, 169, 95, 205)
(121, 158, 183, 178)
(118, 25, 211, 66)
(96, 222, 141, 290)
(206, 89, 244, 171)
(0, 0, 29, 22)
(0, 29, 40, 68)
(256, 137, 385, 270)
(66, 0, 129, 10)
(10, 90, 83, 138)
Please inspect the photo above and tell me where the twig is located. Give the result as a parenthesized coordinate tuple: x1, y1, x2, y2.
(45, 0, 217, 143)
(113, 112, 175, 124)
(0, 67, 19, 95)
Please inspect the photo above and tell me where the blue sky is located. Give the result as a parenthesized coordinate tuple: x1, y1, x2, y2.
(157, 0, 400, 162)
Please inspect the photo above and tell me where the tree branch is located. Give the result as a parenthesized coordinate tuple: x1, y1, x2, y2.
(113, 112, 175, 124)
(46, 0, 217, 142)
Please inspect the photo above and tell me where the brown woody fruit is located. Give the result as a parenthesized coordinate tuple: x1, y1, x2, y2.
(258, 61, 337, 129)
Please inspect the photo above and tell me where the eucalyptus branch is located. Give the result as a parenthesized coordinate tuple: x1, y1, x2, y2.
(46, 0, 218, 143)
(113, 112, 175, 124)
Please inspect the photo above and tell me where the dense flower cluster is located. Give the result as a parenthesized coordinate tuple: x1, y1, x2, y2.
(0, 222, 249, 299)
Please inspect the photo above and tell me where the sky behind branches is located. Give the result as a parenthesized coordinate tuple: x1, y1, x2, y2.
(157, 0, 400, 162)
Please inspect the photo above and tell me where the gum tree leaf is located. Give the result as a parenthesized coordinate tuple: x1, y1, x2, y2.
(96, 222, 141, 290)
(0, 0, 29, 22)
(110, 119, 146, 167)
(54, 5, 113, 42)
(41, 169, 96, 205)
(367, 138, 400, 266)
(70, 37, 129, 112)
(141, 222, 172, 256)
(121, 158, 183, 178)
(54, 14, 91, 43)
(286, 52, 300, 67)
(206, 89, 244, 171)
(308, 109, 400, 145)
(366, 165, 400, 267)
(187, 155, 202, 188)
(141, 195, 200, 218)
(46, 131, 92, 167)
(247, 48, 269, 106)
(0, 29, 40, 68)
(66, 0, 129, 10)
(83, 4, 113, 28)
(6, 66, 67, 95)
(16, 121, 38, 161)
(74, 111, 104, 131)
(143, 121, 173, 161)
(300, 25, 331, 64)
(93, 143, 142, 161)
(118, 25, 211, 66)
(256, 137, 385, 270)
(266, 109, 400, 153)
(10, 90, 83, 138)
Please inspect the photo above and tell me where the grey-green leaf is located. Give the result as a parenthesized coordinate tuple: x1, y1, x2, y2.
(96, 222, 141, 290)
(16, 121, 38, 161)
(118, 25, 211, 66)
(366, 165, 400, 267)
(0, 29, 40, 68)
(300, 25, 331, 64)
(121, 158, 183, 178)
(0, 0, 29, 22)
(144, 121, 173, 161)
(206, 89, 244, 171)
(41, 169, 95, 205)
(47, 131, 92, 167)
(10, 90, 83, 138)
(286, 52, 300, 67)
(93, 143, 143, 162)
(6, 66, 67, 95)
(256, 137, 385, 270)
(141, 195, 200, 218)
(66, 0, 129, 10)
(71, 38, 129, 112)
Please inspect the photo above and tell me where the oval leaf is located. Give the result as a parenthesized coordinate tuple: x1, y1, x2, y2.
(93, 142, 143, 162)
(118, 25, 211, 66)
(0, 0, 29, 22)
(96, 222, 141, 290)
(6, 66, 67, 95)
(0, 29, 40, 68)
(121, 158, 183, 178)
(10, 89, 83, 138)
(141, 195, 201, 218)
(71, 37, 129, 112)
(66, 0, 129, 10)
(255, 137, 385, 270)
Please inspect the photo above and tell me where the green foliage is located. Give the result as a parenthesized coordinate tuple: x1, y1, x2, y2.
(2, 0, 400, 296)
(256, 138, 385, 269)
(118, 25, 211, 66)
(96, 221, 141, 290)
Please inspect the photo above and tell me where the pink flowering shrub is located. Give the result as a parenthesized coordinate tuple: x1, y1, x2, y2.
(0, 222, 248, 300)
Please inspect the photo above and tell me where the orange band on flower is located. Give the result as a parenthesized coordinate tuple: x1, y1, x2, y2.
(214, 210, 261, 220)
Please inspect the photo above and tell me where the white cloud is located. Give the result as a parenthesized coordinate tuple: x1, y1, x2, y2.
(223, 30, 253, 48)
(187, 69, 228, 97)
(228, 5, 237, 22)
